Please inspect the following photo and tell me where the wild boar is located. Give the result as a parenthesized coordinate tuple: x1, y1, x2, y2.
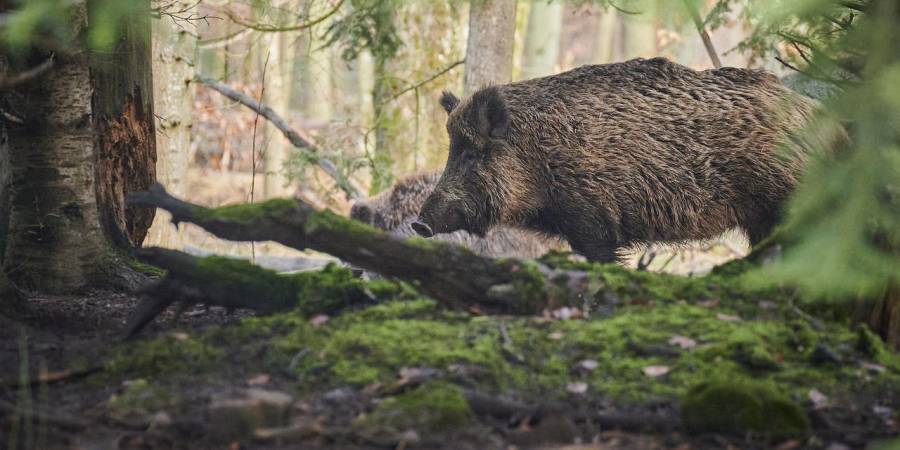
(413, 57, 823, 262)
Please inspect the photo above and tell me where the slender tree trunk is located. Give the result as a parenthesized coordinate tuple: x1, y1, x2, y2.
(520, 0, 563, 80)
(591, 9, 618, 64)
(621, 10, 657, 59)
(2, 1, 155, 293)
(145, 0, 198, 249)
(464, 0, 518, 95)
(263, 28, 294, 199)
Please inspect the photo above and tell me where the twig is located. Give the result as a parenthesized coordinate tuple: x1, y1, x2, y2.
(196, 75, 363, 200)
(388, 60, 465, 102)
(680, 0, 722, 69)
(223, 0, 344, 33)
(0, 55, 55, 90)
(0, 366, 101, 389)
(250, 51, 271, 262)
(0, 399, 90, 430)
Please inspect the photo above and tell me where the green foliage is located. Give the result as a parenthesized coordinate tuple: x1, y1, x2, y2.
(324, 0, 403, 65)
(748, 0, 900, 299)
(1, 0, 143, 53)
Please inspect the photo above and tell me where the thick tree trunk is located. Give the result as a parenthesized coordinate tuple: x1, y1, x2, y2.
(89, 0, 157, 249)
(145, 0, 198, 249)
(464, 0, 518, 95)
(520, 0, 563, 80)
(2, 1, 155, 293)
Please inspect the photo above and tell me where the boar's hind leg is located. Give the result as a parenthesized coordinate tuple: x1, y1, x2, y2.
(741, 208, 782, 247)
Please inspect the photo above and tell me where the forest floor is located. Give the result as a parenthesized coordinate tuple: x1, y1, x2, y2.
(1, 259, 899, 450)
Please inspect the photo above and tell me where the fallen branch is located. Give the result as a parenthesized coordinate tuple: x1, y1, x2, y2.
(195, 75, 363, 201)
(128, 184, 594, 319)
(123, 249, 376, 337)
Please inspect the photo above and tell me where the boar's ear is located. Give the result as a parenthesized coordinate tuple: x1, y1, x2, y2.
(439, 91, 460, 114)
(473, 87, 509, 140)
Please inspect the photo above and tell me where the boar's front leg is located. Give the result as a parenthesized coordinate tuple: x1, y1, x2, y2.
(565, 231, 619, 264)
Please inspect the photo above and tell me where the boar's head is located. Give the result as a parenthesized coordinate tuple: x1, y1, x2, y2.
(412, 87, 538, 238)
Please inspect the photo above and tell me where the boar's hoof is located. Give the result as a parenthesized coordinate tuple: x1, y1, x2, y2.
(411, 221, 434, 237)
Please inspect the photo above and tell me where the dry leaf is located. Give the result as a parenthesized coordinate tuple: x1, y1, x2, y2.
(549, 331, 565, 340)
(579, 359, 599, 371)
(309, 314, 330, 327)
(171, 332, 190, 341)
(861, 362, 886, 373)
(716, 313, 741, 322)
(668, 335, 697, 349)
(247, 373, 271, 386)
(642, 365, 670, 377)
(808, 388, 829, 409)
(566, 382, 589, 394)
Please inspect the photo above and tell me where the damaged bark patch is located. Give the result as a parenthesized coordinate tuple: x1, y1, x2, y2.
(94, 87, 156, 247)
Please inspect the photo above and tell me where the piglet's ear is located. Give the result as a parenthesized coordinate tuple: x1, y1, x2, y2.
(472, 86, 509, 139)
(439, 91, 460, 114)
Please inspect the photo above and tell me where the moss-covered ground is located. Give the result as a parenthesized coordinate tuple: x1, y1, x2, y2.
(4, 256, 898, 449)
(73, 255, 899, 448)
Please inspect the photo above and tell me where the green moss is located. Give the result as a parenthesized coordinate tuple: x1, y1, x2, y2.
(727, 328, 780, 371)
(127, 259, 165, 277)
(357, 381, 472, 433)
(107, 379, 178, 420)
(193, 198, 299, 225)
(104, 333, 222, 377)
(189, 257, 371, 314)
(681, 379, 809, 438)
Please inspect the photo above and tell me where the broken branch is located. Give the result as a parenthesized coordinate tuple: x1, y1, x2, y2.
(195, 75, 363, 200)
(128, 184, 593, 317)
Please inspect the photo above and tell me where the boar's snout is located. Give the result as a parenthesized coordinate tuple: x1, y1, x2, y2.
(410, 221, 433, 237)
(414, 200, 468, 237)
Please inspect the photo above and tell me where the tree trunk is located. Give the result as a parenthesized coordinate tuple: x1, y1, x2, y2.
(464, 0, 518, 95)
(145, 0, 198, 249)
(520, 0, 563, 80)
(591, 9, 618, 64)
(620, 10, 657, 60)
(2, 1, 155, 293)
(263, 26, 294, 199)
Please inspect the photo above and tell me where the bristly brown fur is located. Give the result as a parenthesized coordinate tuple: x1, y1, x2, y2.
(350, 172, 568, 259)
(418, 57, 832, 262)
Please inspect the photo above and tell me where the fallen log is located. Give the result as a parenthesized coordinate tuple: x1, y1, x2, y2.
(127, 184, 596, 321)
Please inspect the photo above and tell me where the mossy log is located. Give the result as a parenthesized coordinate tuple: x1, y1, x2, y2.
(127, 184, 595, 318)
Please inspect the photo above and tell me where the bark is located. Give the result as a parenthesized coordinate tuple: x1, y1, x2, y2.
(128, 184, 592, 317)
(2, 2, 153, 293)
(464, 0, 518, 95)
(857, 283, 900, 350)
(89, 0, 157, 248)
(520, 0, 563, 80)
(145, 0, 198, 249)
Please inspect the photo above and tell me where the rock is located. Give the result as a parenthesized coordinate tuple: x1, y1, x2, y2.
(810, 343, 841, 365)
(207, 388, 295, 441)
(681, 379, 809, 439)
